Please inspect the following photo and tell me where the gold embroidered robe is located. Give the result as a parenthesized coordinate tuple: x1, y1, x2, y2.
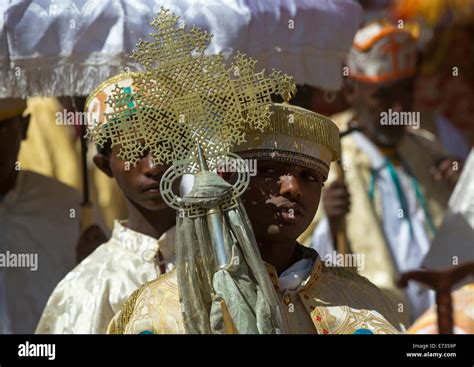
(108, 253, 403, 334)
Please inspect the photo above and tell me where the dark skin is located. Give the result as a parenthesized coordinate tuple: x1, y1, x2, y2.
(324, 77, 463, 242)
(346, 77, 415, 148)
(94, 152, 321, 272)
(241, 160, 323, 274)
(93, 145, 177, 240)
(0, 113, 29, 197)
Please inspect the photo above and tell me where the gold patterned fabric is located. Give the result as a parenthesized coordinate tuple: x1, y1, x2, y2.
(108, 271, 185, 334)
(108, 247, 403, 334)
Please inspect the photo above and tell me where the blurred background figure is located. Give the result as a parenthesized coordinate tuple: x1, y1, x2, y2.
(18, 96, 126, 235)
(407, 124, 474, 334)
(310, 19, 457, 323)
(394, 0, 474, 160)
(0, 98, 80, 333)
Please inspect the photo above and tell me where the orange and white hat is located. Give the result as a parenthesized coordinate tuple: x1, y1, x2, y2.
(347, 20, 418, 83)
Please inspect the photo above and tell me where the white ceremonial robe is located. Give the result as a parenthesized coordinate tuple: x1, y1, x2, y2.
(312, 132, 437, 319)
(0, 170, 80, 333)
(36, 220, 175, 334)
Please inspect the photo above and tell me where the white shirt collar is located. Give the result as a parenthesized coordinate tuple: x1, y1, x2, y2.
(278, 258, 315, 292)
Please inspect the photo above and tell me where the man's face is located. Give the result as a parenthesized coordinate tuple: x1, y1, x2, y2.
(96, 145, 174, 211)
(241, 159, 323, 244)
(0, 115, 28, 184)
(351, 77, 415, 147)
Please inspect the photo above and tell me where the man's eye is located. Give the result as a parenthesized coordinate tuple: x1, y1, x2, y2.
(303, 173, 320, 182)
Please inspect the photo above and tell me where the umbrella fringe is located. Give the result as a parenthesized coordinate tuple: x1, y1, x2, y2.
(0, 61, 142, 98)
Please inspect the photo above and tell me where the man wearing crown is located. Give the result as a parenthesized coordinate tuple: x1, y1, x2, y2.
(72, 9, 402, 335)
(107, 97, 405, 334)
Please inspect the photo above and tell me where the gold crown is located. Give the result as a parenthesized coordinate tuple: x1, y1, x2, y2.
(234, 102, 341, 180)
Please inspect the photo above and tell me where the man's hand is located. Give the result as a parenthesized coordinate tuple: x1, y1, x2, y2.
(323, 181, 351, 241)
(430, 157, 465, 188)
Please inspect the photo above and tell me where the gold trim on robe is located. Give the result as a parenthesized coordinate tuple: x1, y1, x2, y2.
(108, 251, 403, 334)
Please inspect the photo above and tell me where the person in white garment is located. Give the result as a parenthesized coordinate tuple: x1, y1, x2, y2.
(310, 20, 459, 323)
(36, 73, 179, 334)
(410, 141, 474, 334)
(0, 98, 79, 333)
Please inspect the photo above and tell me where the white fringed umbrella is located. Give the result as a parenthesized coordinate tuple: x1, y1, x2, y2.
(0, 0, 362, 98)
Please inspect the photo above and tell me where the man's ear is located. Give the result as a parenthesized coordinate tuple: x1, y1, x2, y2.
(93, 154, 114, 178)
